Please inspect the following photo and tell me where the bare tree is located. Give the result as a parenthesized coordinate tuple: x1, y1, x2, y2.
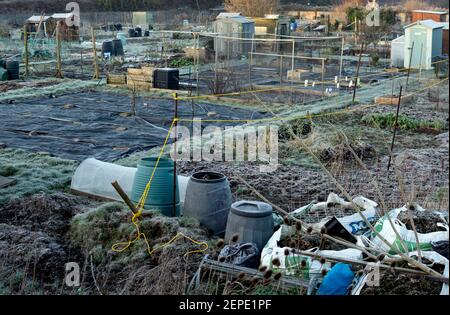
(224, 0, 279, 17)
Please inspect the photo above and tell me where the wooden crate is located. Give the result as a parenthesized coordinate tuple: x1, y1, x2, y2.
(107, 74, 126, 85)
(141, 66, 155, 76)
(374, 94, 414, 105)
(127, 79, 152, 91)
(127, 68, 143, 75)
(127, 74, 153, 83)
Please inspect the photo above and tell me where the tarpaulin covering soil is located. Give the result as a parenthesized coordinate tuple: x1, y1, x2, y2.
(0, 91, 267, 161)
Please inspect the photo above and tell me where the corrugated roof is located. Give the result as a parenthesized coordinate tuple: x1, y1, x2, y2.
(405, 19, 445, 29)
(27, 15, 51, 23)
(51, 13, 75, 19)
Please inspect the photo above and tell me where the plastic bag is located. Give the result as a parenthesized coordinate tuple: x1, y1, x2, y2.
(219, 243, 259, 268)
(317, 263, 355, 295)
(261, 226, 362, 279)
(370, 207, 449, 254)
(292, 193, 378, 235)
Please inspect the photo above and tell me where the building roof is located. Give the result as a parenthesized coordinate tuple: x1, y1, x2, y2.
(264, 14, 280, 19)
(216, 13, 253, 24)
(405, 19, 445, 30)
(216, 12, 242, 19)
(412, 10, 448, 15)
(26, 15, 51, 23)
(313, 25, 326, 31)
(436, 22, 449, 30)
(51, 13, 76, 19)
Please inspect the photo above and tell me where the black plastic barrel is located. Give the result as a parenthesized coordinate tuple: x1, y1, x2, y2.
(112, 39, 124, 56)
(101, 41, 114, 57)
(134, 27, 142, 37)
(128, 28, 136, 38)
(225, 201, 274, 253)
(6, 61, 19, 80)
(0, 59, 6, 69)
(183, 172, 232, 235)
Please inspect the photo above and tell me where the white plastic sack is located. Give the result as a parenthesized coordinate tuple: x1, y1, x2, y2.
(71, 158, 188, 203)
(370, 207, 449, 254)
(292, 193, 378, 235)
(260, 226, 362, 279)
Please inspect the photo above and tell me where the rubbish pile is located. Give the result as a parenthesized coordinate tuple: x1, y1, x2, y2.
(69, 157, 449, 295)
(259, 193, 449, 295)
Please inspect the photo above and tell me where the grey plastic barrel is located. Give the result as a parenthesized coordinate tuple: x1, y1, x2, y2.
(6, 61, 19, 80)
(225, 201, 274, 253)
(101, 41, 114, 57)
(183, 171, 232, 235)
(112, 39, 124, 56)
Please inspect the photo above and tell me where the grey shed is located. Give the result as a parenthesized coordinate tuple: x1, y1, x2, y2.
(213, 13, 255, 58)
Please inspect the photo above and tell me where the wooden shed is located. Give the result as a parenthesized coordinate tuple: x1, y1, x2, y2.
(437, 22, 449, 55)
(51, 13, 80, 41)
(25, 15, 55, 38)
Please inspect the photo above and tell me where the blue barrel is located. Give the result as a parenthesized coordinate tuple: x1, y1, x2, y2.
(131, 157, 180, 217)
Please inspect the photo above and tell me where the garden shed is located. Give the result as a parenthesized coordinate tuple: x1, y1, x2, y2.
(213, 13, 255, 57)
(404, 20, 443, 70)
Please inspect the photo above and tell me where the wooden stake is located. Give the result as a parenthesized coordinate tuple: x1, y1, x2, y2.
(91, 27, 99, 80)
(23, 25, 29, 78)
(387, 85, 403, 171)
(111, 181, 137, 214)
(172, 93, 179, 217)
(406, 41, 414, 91)
(55, 23, 63, 78)
(351, 42, 364, 106)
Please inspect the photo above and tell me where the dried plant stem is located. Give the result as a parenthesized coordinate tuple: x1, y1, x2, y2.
(285, 126, 445, 279)
(391, 157, 422, 263)
(90, 254, 103, 295)
(291, 249, 448, 284)
(337, 129, 410, 255)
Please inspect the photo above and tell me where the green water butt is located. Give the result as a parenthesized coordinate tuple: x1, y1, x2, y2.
(131, 157, 180, 217)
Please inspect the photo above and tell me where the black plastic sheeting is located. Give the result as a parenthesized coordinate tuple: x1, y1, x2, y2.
(0, 91, 268, 161)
